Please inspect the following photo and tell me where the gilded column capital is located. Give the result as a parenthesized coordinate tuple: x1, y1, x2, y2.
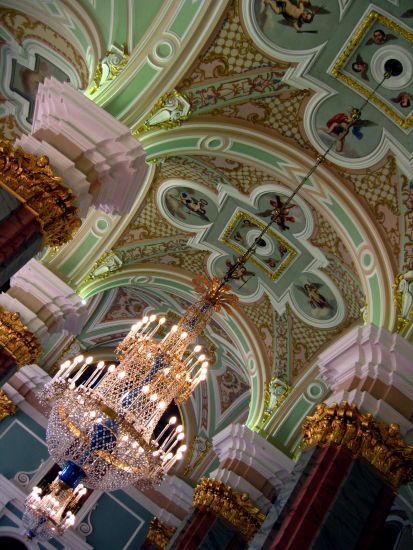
(146, 517, 176, 550)
(0, 390, 17, 422)
(302, 402, 413, 488)
(0, 139, 81, 246)
(193, 478, 265, 540)
(0, 307, 41, 366)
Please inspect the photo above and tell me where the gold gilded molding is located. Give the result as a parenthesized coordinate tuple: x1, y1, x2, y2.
(302, 402, 413, 488)
(0, 140, 81, 246)
(0, 307, 41, 366)
(392, 272, 412, 335)
(220, 210, 297, 280)
(89, 44, 129, 95)
(193, 478, 265, 540)
(78, 250, 123, 289)
(331, 10, 413, 129)
(0, 390, 17, 422)
(133, 90, 192, 135)
(260, 376, 292, 427)
(183, 435, 212, 476)
(146, 518, 176, 550)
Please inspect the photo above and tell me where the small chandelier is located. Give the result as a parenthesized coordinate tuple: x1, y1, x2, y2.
(23, 477, 87, 541)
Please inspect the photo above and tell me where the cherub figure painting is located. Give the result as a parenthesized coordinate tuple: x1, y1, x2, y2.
(263, 0, 330, 33)
(325, 108, 376, 153)
(258, 195, 296, 231)
(295, 281, 332, 310)
(351, 54, 369, 81)
(391, 92, 412, 109)
(366, 29, 397, 45)
(225, 257, 255, 285)
(165, 190, 212, 223)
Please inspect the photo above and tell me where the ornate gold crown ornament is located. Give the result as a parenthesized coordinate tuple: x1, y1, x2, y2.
(302, 402, 413, 488)
(0, 307, 41, 366)
(0, 139, 81, 246)
(193, 478, 265, 540)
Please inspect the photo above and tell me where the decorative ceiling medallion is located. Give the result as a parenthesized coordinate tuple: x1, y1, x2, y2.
(330, 10, 413, 129)
(220, 209, 297, 281)
(157, 180, 345, 329)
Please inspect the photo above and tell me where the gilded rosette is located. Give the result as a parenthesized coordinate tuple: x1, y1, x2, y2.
(302, 402, 413, 488)
(192, 274, 239, 313)
(0, 307, 41, 366)
(146, 518, 176, 550)
(0, 139, 81, 246)
(193, 478, 265, 540)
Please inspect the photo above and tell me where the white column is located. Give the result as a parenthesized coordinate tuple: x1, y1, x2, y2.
(32, 77, 148, 215)
(9, 259, 87, 336)
(210, 423, 294, 512)
(318, 323, 413, 439)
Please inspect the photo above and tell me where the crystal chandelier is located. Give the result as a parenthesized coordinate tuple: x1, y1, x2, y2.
(23, 476, 87, 541)
(23, 62, 399, 540)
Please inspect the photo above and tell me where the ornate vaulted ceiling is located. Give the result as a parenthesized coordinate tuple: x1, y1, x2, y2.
(1, 0, 412, 462)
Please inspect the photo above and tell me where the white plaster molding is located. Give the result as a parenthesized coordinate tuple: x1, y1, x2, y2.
(318, 324, 413, 400)
(157, 475, 194, 514)
(212, 423, 294, 484)
(10, 259, 88, 336)
(32, 78, 148, 215)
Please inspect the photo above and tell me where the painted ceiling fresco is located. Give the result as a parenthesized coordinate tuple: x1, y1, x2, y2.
(2, 0, 412, 463)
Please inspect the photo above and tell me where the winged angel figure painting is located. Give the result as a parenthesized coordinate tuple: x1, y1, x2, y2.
(263, 0, 330, 33)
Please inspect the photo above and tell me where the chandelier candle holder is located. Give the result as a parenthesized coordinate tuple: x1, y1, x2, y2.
(23, 477, 87, 541)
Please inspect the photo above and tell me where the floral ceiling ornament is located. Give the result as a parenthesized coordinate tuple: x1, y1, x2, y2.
(89, 44, 129, 95)
(259, 376, 292, 428)
(133, 90, 192, 134)
(79, 250, 123, 289)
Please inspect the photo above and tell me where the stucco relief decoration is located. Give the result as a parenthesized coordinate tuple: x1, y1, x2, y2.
(0, 8, 86, 133)
(244, 2, 413, 167)
(134, 90, 192, 134)
(158, 180, 345, 329)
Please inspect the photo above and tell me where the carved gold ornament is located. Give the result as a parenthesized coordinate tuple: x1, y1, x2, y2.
(146, 518, 176, 550)
(89, 44, 129, 95)
(302, 402, 413, 488)
(260, 376, 292, 426)
(192, 274, 239, 313)
(0, 307, 41, 366)
(0, 140, 81, 246)
(0, 390, 17, 422)
(193, 478, 265, 540)
(393, 272, 413, 335)
(133, 90, 192, 134)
